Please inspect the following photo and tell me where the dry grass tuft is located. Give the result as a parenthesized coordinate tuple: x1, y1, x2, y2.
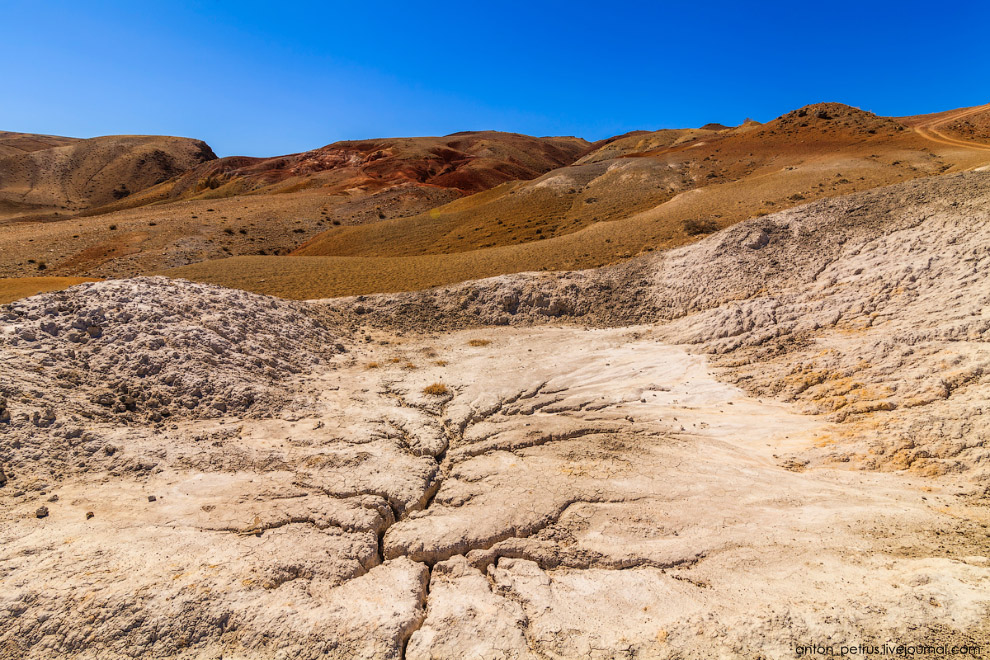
(423, 383, 450, 396)
(468, 339, 492, 347)
(366, 362, 381, 369)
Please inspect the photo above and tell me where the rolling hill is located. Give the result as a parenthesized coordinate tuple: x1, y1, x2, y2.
(0, 134, 216, 222)
(0, 132, 590, 278)
(2, 103, 990, 301)
(96, 131, 590, 211)
(0, 130, 81, 158)
(165, 102, 990, 300)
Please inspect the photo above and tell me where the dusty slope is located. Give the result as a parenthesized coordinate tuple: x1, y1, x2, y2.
(901, 103, 990, 148)
(291, 103, 975, 260)
(0, 135, 216, 223)
(0, 131, 80, 158)
(0, 132, 589, 280)
(0, 277, 100, 305)
(172, 103, 990, 300)
(2, 172, 989, 658)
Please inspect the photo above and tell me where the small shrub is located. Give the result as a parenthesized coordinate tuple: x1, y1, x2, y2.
(109, 224, 117, 231)
(682, 218, 718, 235)
(366, 362, 381, 369)
(423, 383, 450, 396)
(468, 339, 491, 347)
(37, 262, 47, 271)
(434, 360, 449, 367)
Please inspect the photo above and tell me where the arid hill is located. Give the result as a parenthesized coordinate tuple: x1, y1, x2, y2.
(99, 131, 590, 211)
(173, 102, 990, 299)
(0, 132, 590, 278)
(2, 103, 990, 300)
(0, 135, 216, 222)
(900, 103, 990, 147)
(0, 131, 80, 158)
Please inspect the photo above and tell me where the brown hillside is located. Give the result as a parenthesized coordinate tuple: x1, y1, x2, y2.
(0, 135, 216, 223)
(290, 103, 980, 262)
(0, 132, 589, 279)
(5, 103, 990, 302)
(103, 131, 591, 212)
(0, 276, 100, 305)
(175, 103, 990, 300)
(900, 103, 990, 147)
(0, 131, 81, 158)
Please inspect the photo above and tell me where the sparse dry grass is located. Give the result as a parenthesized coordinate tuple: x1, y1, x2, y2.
(365, 362, 381, 370)
(423, 383, 450, 396)
(468, 339, 491, 347)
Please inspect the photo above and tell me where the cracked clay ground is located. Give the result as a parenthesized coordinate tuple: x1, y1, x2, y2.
(3, 325, 988, 659)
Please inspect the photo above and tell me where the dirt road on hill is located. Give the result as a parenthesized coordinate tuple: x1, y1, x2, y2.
(913, 103, 990, 152)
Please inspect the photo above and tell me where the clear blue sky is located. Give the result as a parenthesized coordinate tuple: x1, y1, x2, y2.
(3, 0, 988, 157)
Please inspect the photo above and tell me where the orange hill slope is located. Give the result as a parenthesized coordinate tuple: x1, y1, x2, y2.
(102, 131, 591, 212)
(900, 103, 990, 150)
(0, 277, 100, 305)
(168, 103, 990, 300)
(291, 103, 980, 260)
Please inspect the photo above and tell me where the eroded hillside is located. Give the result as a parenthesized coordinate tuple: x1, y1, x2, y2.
(170, 103, 990, 299)
(0, 132, 589, 279)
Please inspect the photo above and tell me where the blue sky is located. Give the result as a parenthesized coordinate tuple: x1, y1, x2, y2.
(2, 0, 988, 156)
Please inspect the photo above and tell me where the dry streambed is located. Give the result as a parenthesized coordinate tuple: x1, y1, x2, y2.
(1, 304, 987, 658)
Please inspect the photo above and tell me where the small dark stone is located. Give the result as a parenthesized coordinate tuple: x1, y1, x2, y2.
(147, 495, 157, 502)
(35, 506, 49, 519)
(47, 494, 59, 502)
(86, 511, 95, 520)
